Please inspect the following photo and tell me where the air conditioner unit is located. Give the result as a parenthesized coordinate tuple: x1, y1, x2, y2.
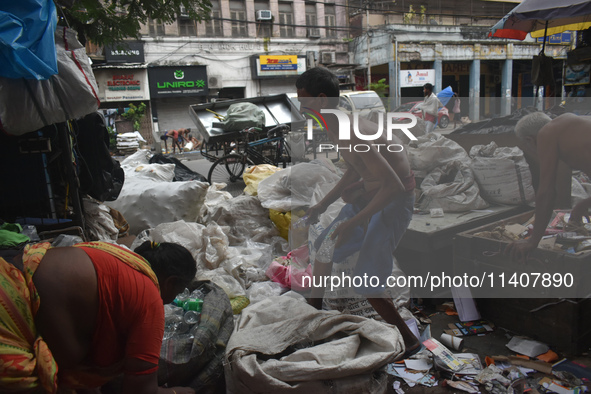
(307, 28, 321, 38)
(256, 10, 273, 21)
(208, 75, 223, 89)
(321, 51, 336, 64)
(179, 5, 189, 17)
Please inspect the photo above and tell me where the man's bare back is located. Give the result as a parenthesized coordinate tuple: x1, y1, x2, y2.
(542, 113, 591, 175)
(327, 115, 412, 195)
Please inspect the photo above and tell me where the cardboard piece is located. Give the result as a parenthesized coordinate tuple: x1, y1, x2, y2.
(506, 337, 549, 358)
(492, 356, 553, 375)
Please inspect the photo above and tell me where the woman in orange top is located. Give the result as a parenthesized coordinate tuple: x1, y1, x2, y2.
(0, 241, 197, 394)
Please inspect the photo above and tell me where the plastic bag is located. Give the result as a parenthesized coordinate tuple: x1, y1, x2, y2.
(265, 246, 313, 291)
(257, 161, 342, 212)
(406, 133, 470, 175)
(218, 102, 265, 132)
(469, 142, 535, 205)
(0, 27, 100, 135)
(0, 0, 58, 80)
(269, 209, 291, 240)
(419, 161, 489, 212)
(243, 164, 282, 196)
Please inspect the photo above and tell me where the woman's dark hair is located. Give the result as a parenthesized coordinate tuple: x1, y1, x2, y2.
(134, 241, 197, 282)
(296, 67, 340, 99)
(423, 83, 434, 92)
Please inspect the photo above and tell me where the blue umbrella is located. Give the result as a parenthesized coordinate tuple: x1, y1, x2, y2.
(437, 86, 454, 107)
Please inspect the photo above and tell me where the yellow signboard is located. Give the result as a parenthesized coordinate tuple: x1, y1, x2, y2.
(259, 55, 298, 71)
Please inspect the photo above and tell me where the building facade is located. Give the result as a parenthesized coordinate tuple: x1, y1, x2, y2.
(346, 0, 573, 121)
(89, 0, 352, 136)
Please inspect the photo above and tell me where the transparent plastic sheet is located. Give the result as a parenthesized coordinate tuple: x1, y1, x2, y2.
(257, 160, 342, 212)
(205, 194, 280, 246)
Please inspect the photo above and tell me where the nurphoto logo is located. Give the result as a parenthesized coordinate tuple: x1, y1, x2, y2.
(303, 108, 419, 153)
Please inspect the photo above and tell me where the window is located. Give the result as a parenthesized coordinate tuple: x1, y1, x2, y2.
(179, 19, 196, 36)
(279, 3, 294, 38)
(305, 3, 318, 37)
(255, 0, 271, 37)
(230, 1, 248, 37)
(325, 5, 336, 37)
(148, 19, 165, 36)
(205, 1, 222, 37)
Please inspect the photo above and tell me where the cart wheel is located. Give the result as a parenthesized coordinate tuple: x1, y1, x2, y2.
(207, 154, 254, 196)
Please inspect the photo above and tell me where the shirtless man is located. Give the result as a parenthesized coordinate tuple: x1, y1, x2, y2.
(296, 67, 420, 356)
(506, 112, 591, 262)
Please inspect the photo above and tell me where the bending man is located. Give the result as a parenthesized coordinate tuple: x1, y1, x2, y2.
(297, 67, 420, 357)
(506, 112, 591, 261)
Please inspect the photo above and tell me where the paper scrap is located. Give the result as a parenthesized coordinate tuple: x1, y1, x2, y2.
(404, 358, 433, 371)
(506, 337, 549, 358)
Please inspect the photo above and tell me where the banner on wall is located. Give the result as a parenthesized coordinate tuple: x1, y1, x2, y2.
(260, 55, 298, 71)
(399, 69, 435, 88)
(94, 68, 149, 102)
(148, 66, 208, 97)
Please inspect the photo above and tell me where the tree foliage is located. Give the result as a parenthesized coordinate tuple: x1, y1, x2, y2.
(55, 0, 212, 46)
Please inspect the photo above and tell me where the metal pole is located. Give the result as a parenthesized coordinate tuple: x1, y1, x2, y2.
(366, 4, 371, 90)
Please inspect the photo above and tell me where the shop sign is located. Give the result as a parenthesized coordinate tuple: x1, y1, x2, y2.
(536, 32, 573, 45)
(148, 66, 208, 97)
(565, 64, 590, 86)
(95, 68, 149, 102)
(399, 69, 435, 88)
(105, 42, 145, 63)
(260, 55, 298, 71)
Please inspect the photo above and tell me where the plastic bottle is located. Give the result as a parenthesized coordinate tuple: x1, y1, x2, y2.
(183, 310, 201, 325)
(292, 214, 310, 229)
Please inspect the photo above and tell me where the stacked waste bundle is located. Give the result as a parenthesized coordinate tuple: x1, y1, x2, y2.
(86, 152, 421, 392)
(116, 131, 145, 155)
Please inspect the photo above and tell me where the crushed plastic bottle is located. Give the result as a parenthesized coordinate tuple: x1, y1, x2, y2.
(292, 214, 310, 229)
(315, 221, 342, 264)
(183, 310, 201, 325)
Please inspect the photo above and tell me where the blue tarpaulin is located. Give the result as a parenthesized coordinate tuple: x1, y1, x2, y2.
(437, 86, 454, 107)
(0, 0, 58, 80)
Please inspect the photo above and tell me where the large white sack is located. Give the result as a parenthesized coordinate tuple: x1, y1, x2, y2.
(406, 133, 470, 175)
(225, 296, 399, 393)
(469, 142, 535, 205)
(105, 178, 208, 235)
(257, 160, 342, 212)
(419, 160, 489, 212)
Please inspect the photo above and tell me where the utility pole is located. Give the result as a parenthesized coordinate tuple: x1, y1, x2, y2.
(366, 1, 371, 90)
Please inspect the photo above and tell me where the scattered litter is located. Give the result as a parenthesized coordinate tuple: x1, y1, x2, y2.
(392, 380, 405, 394)
(423, 338, 463, 372)
(440, 333, 463, 351)
(404, 358, 433, 371)
(553, 359, 591, 381)
(387, 363, 438, 387)
(443, 379, 480, 393)
(446, 320, 494, 336)
(492, 356, 553, 375)
(506, 337, 550, 358)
